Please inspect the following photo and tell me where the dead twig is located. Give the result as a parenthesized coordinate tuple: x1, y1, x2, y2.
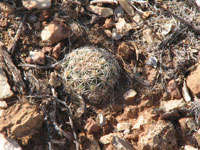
(0, 42, 26, 93)
(50, 87, 80, 150)
(7, 15, 26, 54)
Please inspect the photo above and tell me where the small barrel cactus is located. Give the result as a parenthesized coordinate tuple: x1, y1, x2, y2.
(62, 46, 121, 104)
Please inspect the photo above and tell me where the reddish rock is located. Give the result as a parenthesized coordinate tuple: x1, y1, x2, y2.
(167, 79, 182, 99)
(187, 64, 200, 96)
(52, 43, 62, 59)
(25, 51, 45, 65)
(103, 18, 113, 29)
(41, 19, 72, 44)
(179, 117, 197, 134)
(117, 42, 133, 60)
(123, 106, 138, 119)
(85, 118, 100, 134)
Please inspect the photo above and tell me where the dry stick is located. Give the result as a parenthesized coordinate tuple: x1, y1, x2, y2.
(158, 5, 200, 35)
(7, 15, 26, 54)
(0, 42, 26, 93)
(51, 87, 80, 150)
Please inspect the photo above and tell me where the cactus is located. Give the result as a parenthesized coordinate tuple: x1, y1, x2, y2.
(62, 46, 121, 104)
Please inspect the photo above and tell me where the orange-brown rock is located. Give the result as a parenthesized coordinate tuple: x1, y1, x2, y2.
(0, 102, 44, 138)
(187, 64, 200, 96)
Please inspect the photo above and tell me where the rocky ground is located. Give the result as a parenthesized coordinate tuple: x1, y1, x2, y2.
(1, 0, 200, 150)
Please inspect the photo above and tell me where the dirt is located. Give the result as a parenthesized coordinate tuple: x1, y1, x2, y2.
(1, 0, 200, 150)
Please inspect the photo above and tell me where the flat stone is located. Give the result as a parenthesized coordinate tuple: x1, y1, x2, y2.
(123, 89, 137, 102)
(22, 0, 51, 10)
(0, 102, 44, 138)
(158, 99, 187, 119)
(138, 120, 177, 150)
(0, 101, 7, 109)
(118, 0, 134, 16)
(86, 5, 113, 17)
(112, 136, 133, 150)
(117, 122, 132, 131)
(0, 134, 22, 150)
(0, 67, 13, 100)
(187, 64, 200, 96)
(41, 19, 72, 44)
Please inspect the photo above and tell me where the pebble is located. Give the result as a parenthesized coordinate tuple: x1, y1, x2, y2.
(41, 19, 72, 44)
(52, 43, 62, 59)
(114, 6, 124, 18)
(0, 67, 13, 100)
(0, 101, 7, 109)
(103, 18, 113, 29)
(112, 136, 133, 150)
(25, 51, 45, 65)
(117, 122, 132, 131)
(96, 113, 107, 126)
(0, 134, 22, 150)
(186, 64, 200, 96)
(123, 89, 137, 102)
(86, 5, 113, 17)
(22, 0, 51, 10)
(117, 42, 133, 60)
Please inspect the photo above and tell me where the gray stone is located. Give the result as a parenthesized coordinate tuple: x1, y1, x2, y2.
(0, 68, 13, 100)
(112, 136, 133, 150)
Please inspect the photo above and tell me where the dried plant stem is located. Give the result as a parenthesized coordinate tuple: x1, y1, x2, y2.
(51, 87, 80, 150)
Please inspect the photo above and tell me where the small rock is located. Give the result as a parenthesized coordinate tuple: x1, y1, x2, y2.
(0, 101, 7, 109)
(117, 122, 132, 131)
(179, 117, 197, 134)
(112, 29, 123, 40)
(41, 19, 72, 44)
(186, 64, 200, 96)
(52, 43, 62, 59)
(22, 0, 51, 10)
(0, 102, 44, 138)
(167, 79, 182, 99)
(85, 118, 101, 134)
(138, 120, 177, 150)
(25, 51, 45, 65)
(0, 134, 22, 150)
(117, 42, 133, 60)
(158, 99, 187, 119)
(49, 72, 61, 88)
(183, 145, 198, 150)
(123, 89, 137, 102)
(118, 0, 134, 16)
(112, 136, 133, 150)
(103, 18, 113, 29)
(100, 133, 123, 144)
(0, 67, 13, 100)
(86, 5, 113, 17)
(96, 113, 107, 126)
